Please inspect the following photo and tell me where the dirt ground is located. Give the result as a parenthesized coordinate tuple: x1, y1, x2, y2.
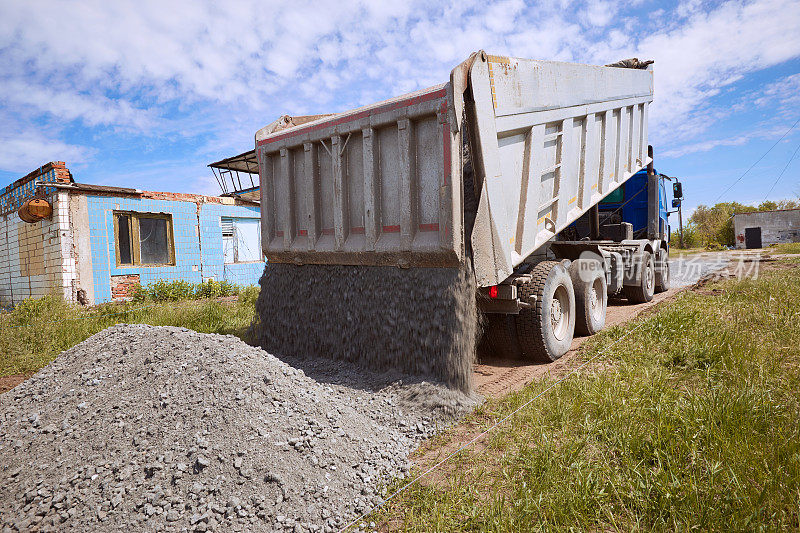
(410, 256, 783, 491)
(0, 375, 29, 395)
(474, 287, 682, 398)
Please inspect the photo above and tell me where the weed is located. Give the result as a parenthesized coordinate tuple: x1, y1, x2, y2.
(769, 242, 800, 255)
(0, 288, 260, 377)
(131, 279, 244, 302)
(378, 265, 800, 531)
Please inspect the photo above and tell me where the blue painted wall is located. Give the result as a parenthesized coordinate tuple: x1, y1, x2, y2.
(86, 194, 264, 303)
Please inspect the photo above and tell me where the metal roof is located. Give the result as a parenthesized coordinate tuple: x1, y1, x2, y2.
(208, 149, 258, 175)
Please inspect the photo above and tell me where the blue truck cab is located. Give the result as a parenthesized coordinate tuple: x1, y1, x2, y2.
(597, 168, 671, 242)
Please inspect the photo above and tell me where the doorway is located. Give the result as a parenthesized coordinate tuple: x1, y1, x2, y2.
(744, 227, 762, 249)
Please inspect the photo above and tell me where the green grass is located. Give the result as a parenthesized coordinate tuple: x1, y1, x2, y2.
(769, 242, 800, 255)
(668, 247, 707, 257)
(0, 286, 260, 377)
(378, 265, 800, 531)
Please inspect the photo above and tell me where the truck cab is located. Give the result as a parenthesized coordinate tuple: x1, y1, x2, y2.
(596, 168, 671, 243)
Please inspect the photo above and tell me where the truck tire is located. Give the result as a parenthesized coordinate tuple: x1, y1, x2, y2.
(655, 249, 670, 293)
(568, 259, 607, 336)
(515, 261, 575, 363)
(624, 251, 655, 303)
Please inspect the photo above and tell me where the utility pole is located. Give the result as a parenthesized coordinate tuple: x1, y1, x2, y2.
(666, 175, 685, 248)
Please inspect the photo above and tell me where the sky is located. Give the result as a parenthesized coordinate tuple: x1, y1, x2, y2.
(0, 0, 799, 216)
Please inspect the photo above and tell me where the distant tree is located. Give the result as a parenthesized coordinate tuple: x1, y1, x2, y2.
(688, 202, 749, 247)
(757, 200, 779, 211)
(776, 199, 800, 210)
(685, 198, 800, 248)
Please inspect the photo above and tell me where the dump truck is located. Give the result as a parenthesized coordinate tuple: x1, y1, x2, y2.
(254, 51, 670, 367)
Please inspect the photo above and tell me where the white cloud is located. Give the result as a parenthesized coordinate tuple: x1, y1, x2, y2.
(660, 124, 796, 158)
(0, 0, 799, 180)
(580, 0, 617, 27)
(0, 80, 155, 130)
(753, 73, 800, 108)
(0, 131, 94, 173)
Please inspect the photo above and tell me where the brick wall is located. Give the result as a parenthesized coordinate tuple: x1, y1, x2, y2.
(0, 161, 72, 216)
(110, 274, 140, 299)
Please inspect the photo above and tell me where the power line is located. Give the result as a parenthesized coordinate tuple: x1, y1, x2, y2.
(713, 117, 800, 204)
(762, 141, 800, 202)
(339, 319, 648, 532)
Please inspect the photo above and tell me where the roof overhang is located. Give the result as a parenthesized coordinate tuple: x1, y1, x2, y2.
(208, 149, 258, 174)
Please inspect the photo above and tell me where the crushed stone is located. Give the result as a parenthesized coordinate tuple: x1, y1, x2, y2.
(252, 263, 478, 392)
(0, 324, 479, 532)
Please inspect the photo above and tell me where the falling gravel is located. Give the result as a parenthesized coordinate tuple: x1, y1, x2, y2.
(253, 263, 479, 393)
(0, 325, 478, 532)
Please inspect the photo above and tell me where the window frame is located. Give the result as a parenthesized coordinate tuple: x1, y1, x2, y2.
(113, 211, 176, 267)
(221, 216, 262, 264)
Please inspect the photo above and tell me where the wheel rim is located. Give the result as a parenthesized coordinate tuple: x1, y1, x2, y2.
(550, 284, 571, 341)
(645, 258, 655, 293)
(589, 277, 605, 322)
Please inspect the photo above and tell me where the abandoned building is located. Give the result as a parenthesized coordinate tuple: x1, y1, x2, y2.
(0, 162, 264, 307)
(734, 208, 800, 249)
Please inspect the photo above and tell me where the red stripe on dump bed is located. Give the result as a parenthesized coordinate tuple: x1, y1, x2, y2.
(298, 229, 307, 236)
(442, 121, 451, 186)
(418, 223, 439, 232)
(257, 88, 447, 146)
(350, 226, 365, 234)
(382, 225, 401, 233)
(321, 228, 335, 235)
(275, 230, 284, 238)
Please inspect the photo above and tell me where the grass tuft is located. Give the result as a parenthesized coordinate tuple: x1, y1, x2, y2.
(770, 242, 800, 255)
(379, 265, 800, 531)
(0, 287, 260, 377)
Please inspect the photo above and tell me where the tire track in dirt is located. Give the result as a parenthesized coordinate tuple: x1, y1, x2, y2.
(474, 287, 683, 399)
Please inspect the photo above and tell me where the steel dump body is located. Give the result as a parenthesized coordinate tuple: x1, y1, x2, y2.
(256, 51, 653, 287)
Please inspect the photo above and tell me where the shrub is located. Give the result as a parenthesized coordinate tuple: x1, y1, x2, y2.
(133, 279, 248, 302)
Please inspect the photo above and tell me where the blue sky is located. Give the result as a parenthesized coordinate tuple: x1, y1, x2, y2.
(1, 0, 798, 216)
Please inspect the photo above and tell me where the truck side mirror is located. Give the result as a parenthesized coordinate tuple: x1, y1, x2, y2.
(673, 182, 683, 199)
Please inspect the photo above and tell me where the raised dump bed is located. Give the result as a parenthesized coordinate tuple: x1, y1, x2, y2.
(255, 51, 653, 286)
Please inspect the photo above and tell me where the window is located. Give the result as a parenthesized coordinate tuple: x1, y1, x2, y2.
(114, 212, 175, 266)
(222, 217, 261, 263)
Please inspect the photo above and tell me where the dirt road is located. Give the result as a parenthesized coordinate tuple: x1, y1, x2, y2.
(474, 288, 680, 398)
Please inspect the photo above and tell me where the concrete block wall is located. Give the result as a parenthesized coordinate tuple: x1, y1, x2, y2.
(733, 209, 800, 249)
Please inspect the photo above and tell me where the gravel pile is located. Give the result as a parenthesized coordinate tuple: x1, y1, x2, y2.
(0, 325, 478, 532)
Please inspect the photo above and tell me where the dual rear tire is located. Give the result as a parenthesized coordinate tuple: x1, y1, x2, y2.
(624, 251, 655, 303)
(515, 261, 576, 362)
(569, 258, 608, 336)
(483, 249, 663, 362)
(484, 259, 608, 363)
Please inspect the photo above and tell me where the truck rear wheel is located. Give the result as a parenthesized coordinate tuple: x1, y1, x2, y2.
(515, 261, 575, 363)
(569, 259, 607, 336)
(655, 249, 670, 293)
(624, 251, 655, 303)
